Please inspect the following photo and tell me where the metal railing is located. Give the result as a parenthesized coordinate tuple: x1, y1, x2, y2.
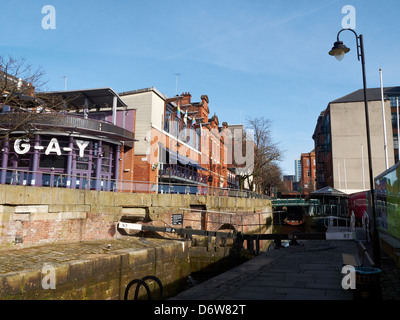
(0, 112, 135, 141)
(0, 167, 270, 199)
(159, 163, 207, 184)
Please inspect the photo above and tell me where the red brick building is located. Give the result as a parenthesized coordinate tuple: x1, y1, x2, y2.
(300, 149, 316, 193)
(119, 88, 229, 193)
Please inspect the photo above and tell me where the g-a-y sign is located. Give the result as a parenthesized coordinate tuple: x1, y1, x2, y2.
(13, 138, 90, 157)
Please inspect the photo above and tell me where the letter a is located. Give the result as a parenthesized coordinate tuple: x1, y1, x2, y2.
(341, 5, 356, 29)
(42, 5, 56, 30)
(341, 265, 356, 290)
(42, 265, 56, 289)
(45, 138, 62, 155)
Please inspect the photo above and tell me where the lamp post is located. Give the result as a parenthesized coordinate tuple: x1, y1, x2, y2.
(329, 28, 381, 267)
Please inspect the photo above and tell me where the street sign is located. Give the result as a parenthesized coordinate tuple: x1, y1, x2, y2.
(118, 222, 142, 230)
(171, 214, 183, 225)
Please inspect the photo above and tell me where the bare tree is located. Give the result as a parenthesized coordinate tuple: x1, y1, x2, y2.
(0, 55, 46, 106)
(0, 55, 74, 139)
(243, 117, 284, 195)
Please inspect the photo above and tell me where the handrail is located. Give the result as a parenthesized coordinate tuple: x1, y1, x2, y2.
(160, 163, 207, 184)
(324, 215, 350, 228)
(0, 112, 135, 141)
(0, 166, 270, 199)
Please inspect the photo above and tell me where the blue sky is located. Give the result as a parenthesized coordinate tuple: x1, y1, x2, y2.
(2, 0, 400, 176)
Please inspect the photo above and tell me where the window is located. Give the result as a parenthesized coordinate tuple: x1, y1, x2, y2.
(174, 120, 180, 136)
(394, 136, 399, 150)
(390, 96, 399, 107)
(39, 137, 69, 169)
(40, 154, 67, 169)
(392, 113, 399, 127)
(164, 109, 173, 133)
(196, 129, 200, 150)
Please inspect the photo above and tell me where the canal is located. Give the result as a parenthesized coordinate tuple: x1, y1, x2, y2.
(171, 206, 328, 299)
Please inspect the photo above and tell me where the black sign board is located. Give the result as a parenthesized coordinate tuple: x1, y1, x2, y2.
(171, 214, 183, 225)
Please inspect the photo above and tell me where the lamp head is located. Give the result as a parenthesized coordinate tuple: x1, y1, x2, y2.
(329, 41, 350, 61)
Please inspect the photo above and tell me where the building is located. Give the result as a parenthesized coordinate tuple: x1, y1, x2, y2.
(0, 87, 136, 191)
(282, 175, 294, 191)
(294, 158, 301, 183)
(313, 87, 396, 193)
(300, 150, 316, 192)
(386, 88, 400, 162)
(226, 124, 244, 190)
(119, 88, 229, 194)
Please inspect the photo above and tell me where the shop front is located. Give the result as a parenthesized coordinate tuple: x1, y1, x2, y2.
(0, 87, 135, 191)
(1, 134, 120, 191)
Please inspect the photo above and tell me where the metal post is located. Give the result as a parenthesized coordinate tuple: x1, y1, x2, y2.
(359, 34, 381, 268)
(96, 141, 102, 191)
(115, 145, 120, 192)
(112, 96, 117, 125)
(31, 135, 40, 186)
(397, 97, 400, 161)
(379, 69, 388, 169)
(0, 138, 9, 184)
(66, 136, 73, 188)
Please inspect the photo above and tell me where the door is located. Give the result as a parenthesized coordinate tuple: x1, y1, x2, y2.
(190, 205, 207, 230)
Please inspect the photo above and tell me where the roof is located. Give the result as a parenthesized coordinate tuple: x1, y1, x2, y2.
(330, 86, 400, 104)
(119, 87, 167, 100)
(310, 186, 348, 197)
(43, 87, 129, 110)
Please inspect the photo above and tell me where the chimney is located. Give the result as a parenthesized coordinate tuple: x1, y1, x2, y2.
(201, 95, 209, 104)
(210, 113, 219, 129)
(181, 92, 191, 105)
(27, 83, 35, 97)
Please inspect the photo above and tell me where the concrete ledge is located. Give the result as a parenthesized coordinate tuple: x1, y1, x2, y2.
(380, 231, 400, 268)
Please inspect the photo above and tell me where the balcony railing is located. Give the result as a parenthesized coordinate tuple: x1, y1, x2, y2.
(0, 167, 270, 199)
(159, 164, 207, 184)
(0, 112, 135, 142)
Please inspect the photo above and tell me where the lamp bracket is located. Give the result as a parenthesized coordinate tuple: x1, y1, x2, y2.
(337, 28, 361, 61)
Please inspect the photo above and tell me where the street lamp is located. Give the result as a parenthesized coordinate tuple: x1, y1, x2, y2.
(329, 28, 381, 268)
(329, 41, 350, 61)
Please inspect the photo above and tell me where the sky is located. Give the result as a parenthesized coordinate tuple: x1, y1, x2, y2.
(2, 0, 400, 176)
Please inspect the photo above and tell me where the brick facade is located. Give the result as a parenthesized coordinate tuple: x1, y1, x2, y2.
(120, 88, 230, 193)
(300, 150, 316, 193)
(0, 184, 271, 249)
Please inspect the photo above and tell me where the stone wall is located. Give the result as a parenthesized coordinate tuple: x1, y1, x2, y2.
(0, 238, 190, 300)
(0, 185, 271, 248)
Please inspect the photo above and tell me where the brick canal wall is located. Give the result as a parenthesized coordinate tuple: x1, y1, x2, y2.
(0, 238, 190, 300)
(0, 185, 271, 299)
(0, 184, 272, 248)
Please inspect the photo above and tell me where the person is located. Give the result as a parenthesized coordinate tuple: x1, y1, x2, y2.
(362, 211, 370, 242)
(350, 211, 355, 231)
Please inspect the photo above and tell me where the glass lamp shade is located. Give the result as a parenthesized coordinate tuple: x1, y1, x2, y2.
(329, 41, 350, 61)
(334, 51, 345, 61)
